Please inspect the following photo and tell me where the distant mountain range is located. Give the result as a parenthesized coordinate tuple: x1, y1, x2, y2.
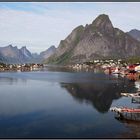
(44, 14, 140, 65)
(1, 14, 140, 65)
(0, 45, 56, 64)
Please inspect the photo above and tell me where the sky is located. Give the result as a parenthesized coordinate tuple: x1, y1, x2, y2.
(0, 2, 140, 53)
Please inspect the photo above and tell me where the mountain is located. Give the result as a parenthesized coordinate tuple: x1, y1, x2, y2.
(0, 45, 33, 64)
(40, 45, 56, 60)
(30, 45, 56, 63)
(45, 14, 140, 65)
(20, 46, 32, 59)
(0, 44, 56, 64)
(127, 29, 140, 41)
(0, 52, 7, 63)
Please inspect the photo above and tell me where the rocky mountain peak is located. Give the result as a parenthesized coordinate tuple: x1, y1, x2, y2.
(21, 46, 27, 50)
(7, 44, 13, 48)
(130, 29, 140, 32)
(5, 45, 18, 50)
(20, 46, 32, 58)
(48, 45, 56, 51)
(14, 46, 18, 49)
(92, 14, 114, 34)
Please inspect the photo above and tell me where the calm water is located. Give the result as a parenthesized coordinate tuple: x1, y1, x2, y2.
(0, 67, 140, 138)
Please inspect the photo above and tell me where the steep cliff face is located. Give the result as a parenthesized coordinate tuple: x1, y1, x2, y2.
(45, 14, 140, 65)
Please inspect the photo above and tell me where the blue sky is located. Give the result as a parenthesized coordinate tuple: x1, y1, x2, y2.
(0, 2, 140, 53)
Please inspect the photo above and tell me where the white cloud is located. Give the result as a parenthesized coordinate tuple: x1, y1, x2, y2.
(0, 3, 140, 53)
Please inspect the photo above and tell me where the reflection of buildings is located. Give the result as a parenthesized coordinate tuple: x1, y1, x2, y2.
(61, 80, 135, 113)
(61, 78, 134, 113)
(0, 77, 27, 85)
(117, 119, 140, 138)
(135, 81, 140, 90)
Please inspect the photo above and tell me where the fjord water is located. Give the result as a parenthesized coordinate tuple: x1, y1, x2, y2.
(0, 67, 139, 138)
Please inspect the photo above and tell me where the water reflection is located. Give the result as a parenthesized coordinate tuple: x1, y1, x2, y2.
(0, 77, 27, 85)
(44, 66, 102, 73)
(0, 70, 139, 138)
(0, 71, 137, 115)
(135, 81, 140, 89)
(60, 80, 135, 113)
(117, 119, 140, 138)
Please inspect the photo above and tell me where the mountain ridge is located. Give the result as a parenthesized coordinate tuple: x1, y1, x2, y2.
(127, 29, 140, 42)
(0, 45, 56, 64)
(40, 45, 56, 59)
(45, 14, 140, 65)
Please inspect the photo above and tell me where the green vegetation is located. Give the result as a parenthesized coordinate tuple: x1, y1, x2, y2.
(84, 61, 95, 65)
(59, 40, 66, 48)
(56, 51, 72, 64)
(125, 56, 140, 64)
(0, 62, 6, 68)
(91, 25, 98, 32)
(73, 26, 84, 46)
(59, 26, 84, 49)
(46, 49, 73, 65)
(118, 31, 124, 37)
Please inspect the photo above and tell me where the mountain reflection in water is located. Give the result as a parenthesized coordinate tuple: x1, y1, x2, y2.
(0, 77, 27, 85)
(60, 79, 135, 113)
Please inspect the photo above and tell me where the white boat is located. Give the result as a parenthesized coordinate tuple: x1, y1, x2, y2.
(121, 92, 140, 97)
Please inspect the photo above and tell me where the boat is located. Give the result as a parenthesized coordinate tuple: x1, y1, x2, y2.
(121, 92, 140, 97)
(110, 107, 140, 121)
(110, 107, 140, 113)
